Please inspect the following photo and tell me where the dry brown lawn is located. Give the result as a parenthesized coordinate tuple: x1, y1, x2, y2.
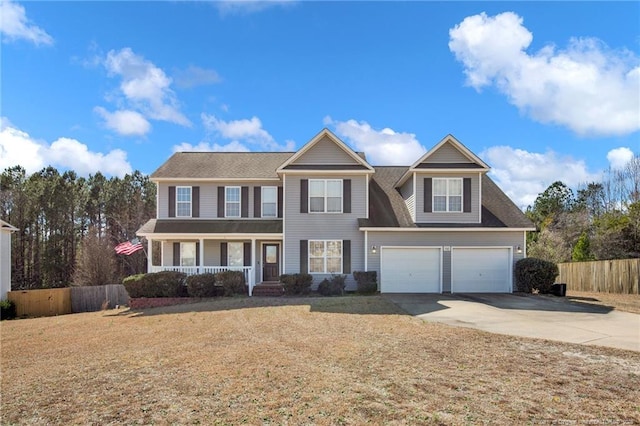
(2, 296, 639, 425)
(566, 290, 640, 314)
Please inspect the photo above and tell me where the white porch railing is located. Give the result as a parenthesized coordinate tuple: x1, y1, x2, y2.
(150, 266, 254, 295)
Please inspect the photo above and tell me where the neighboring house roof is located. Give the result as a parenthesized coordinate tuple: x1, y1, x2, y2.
(137, 219, 283, 235)
(360, 167, 535, 229)
(0, 220, 18, 232)
(150, 152, 294, 180)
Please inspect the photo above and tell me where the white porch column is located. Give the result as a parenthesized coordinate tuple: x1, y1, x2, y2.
(199, 238, 204, 274)
(250, 238, 256, 296)
(364, 231, 368, 271)
(147, 237, 153, 273)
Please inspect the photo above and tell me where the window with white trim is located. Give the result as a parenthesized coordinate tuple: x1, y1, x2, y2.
(433, 178, 462, 212)
(309, 240, 342, 273)
(180, 242, 196, 266)
(262, 186, 277, 217)
(176, 187, 192, 217)
(309, 179, 342, 213)
(225, 186, 241, 217)
(228, 242, 244, 267)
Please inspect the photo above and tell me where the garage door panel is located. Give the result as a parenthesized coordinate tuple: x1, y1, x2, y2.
(381, 248, 441, 293)
(452, 248, 511, 293)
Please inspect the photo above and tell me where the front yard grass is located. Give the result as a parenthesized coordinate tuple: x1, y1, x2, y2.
(2, 296, 639, 425)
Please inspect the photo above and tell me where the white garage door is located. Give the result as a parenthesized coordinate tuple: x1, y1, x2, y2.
(380, 247, 441, 293)
(451, 248, 511, 293)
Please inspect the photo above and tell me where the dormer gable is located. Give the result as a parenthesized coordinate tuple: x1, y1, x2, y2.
(396, 135, 489, 186)
(277, 128, 374, 173)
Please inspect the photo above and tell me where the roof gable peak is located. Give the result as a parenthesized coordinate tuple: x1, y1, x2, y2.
(277, 128, 374, 172)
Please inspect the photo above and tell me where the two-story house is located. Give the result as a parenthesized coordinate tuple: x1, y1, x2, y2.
(137, 129, 534, 295)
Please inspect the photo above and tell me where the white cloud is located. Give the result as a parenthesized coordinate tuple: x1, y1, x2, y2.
(201, 113, 295, 151)
(174, 65, 221, 89)
(103, 48, 190, 126)
(0, 118, 132, 177)
(481, 145, 600, 208)
(94, 107, 151, 136)
(216, 0, 295, 15)
(325, 116, 427, 165)
(0, 0, 53, 45)
(173, 141, 250, 152)
(449, 12, 640, 136)
(607, 147, 635, 169)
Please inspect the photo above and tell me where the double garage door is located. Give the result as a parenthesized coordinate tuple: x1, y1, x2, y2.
(380, 247, 511, 293)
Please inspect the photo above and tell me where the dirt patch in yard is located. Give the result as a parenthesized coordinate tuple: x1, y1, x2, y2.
(566, 290, 640, 314)
(2, 296, 639, 425)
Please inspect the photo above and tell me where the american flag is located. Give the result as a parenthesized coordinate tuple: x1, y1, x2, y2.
(115, 238, 143, 255)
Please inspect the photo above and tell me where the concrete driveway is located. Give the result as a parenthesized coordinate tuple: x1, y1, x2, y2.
(385, 293, 640, 352)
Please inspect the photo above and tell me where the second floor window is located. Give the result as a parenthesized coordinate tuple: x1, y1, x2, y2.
(433, 178, 462, 212)
(309, 179, 342, 213)
(262, 186, 277, 217)
(176, 187, 192, 217)
(225, 187, 241, 217)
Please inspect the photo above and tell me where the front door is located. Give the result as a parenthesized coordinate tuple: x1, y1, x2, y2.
(262, 244, 280, 282)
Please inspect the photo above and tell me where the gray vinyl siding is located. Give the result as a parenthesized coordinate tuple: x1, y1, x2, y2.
(284, 174, 366, 290)
(1, 230, 11, 298)
(157, 181, 281, 219)
(415, 172, 481, 223)
(399, 175, 415, 222)
(423, 142, 473, 163)
(293, 135, 359, 164)
(366, 230, 526, 292)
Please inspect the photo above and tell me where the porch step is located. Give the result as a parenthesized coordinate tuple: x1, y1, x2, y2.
(252, 282, 285, 297)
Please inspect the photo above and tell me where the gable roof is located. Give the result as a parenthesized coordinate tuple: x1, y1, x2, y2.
(277, 128, 374, 172)
(0, 219, 18, 232)
(396, 134, 490, 186)
(360, 169, 534, 229)
(150, 152, 294, 181)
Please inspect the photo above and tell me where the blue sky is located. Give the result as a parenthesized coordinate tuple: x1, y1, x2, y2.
(1, 1, 638, 208)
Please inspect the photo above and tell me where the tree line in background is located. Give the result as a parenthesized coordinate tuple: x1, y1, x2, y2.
(526, 155, 640, 263)
(0, 166, 156, 289)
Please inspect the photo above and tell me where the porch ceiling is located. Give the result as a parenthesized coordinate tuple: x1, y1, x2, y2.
(137, 219, 282, 236)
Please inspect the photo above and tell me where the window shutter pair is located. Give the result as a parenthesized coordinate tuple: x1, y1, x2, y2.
(220, 242, 251, 266)
(423, 178, 471, 213)
(300, 179, 351, 213)
(299, 239, 351, 274)
(217, 186, 249, 218)
(168, 186, 200, 217)
(173, 242, 199, 266)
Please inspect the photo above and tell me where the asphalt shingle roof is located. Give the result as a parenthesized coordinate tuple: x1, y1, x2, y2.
(137, 219, 283, 235)
(150, 152, 294, 180)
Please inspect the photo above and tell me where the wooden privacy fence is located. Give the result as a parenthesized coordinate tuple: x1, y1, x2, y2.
(557, 259, 639, 294)
(7, 288, 72, 317)
(7, 285, 129, 317)
(71, 284, 129, 313)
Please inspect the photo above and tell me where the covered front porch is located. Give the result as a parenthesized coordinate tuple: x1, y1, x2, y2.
(137, 219, 283, 296)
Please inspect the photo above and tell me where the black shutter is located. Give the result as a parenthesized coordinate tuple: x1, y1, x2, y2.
(300, 240, 308, 273)
(173, 242, 180, 266)
(424, 178, 432, 213)
(241, 186, 249, 217)
(217, 187, 225, 218)
(244, 242, 251, 266)
(300, 179, 308, 213)
(192, 186, 200, 218)
(196, 242, 200, 266)
(169, 186, 176, 217)
(220, 242, 228, 266)
(277, 186, 283, 218)
(343, 179, 351, 213)
(343, 240, 351, 274)
(254, 187, 261, 218)
(463, 178, 472, 213)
